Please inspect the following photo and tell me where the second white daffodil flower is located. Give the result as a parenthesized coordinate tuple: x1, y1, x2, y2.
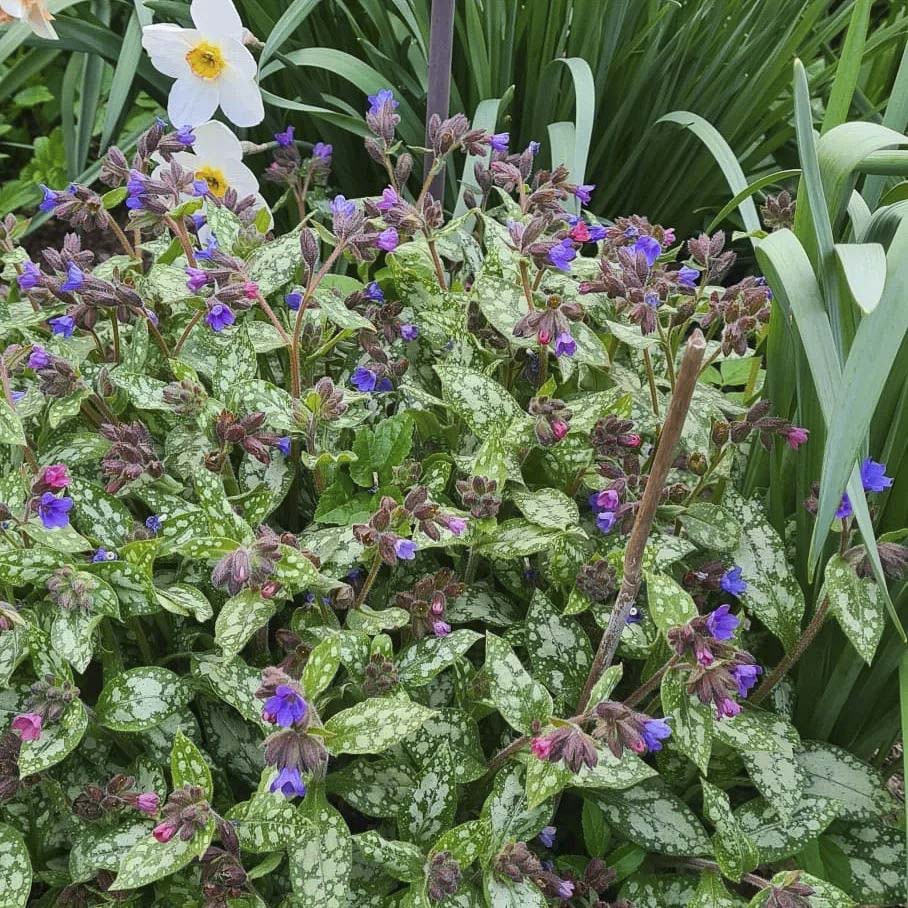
(142, 0, 264, 128)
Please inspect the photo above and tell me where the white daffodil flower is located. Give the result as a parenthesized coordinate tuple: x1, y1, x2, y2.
(153, 120, 272, 231)
(0, 0, 57, 39)
(142, 0, 264, 128)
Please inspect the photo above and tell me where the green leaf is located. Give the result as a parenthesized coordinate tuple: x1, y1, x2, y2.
(525, 589, 591, 703)
(350, 412, 413, 486)
(483, 874, 547, 908)
(510, 488, 579, 531)
(396, 629, 482, 688)
(484, 632, 553, 733)
(740, 748, 806, 820)
(661, 669, 712, 775)
(646, 571, 698, 635)
(18, 698, 87, 774)
(0, 398, 26, 446)
(246, 230, 303, 296)
(229, 789, 302, 854)
(404, 709, 486, 785)
(289, 790, 352, 907)
(678, 502, 741, 553)
(690, 871, 747, 907)
(212, 323, 258, 400)
(156, 584, 213, 622)
(96, 666, 191, 732)
(0, 626, 28, 687)
(302, 635, 342, 698)
(834, 242, 886, 314)
(110, 819, 215, 891)
(324, 696, 435, 754)
(483, 764, 553, 852)
(434, 363, 524, 439)
(735, 796, 840, 862)
(353, 831, 423, 882)
(171, 730, 212, 797)
(215, 589, 276, 659)
(823, 821, 907, 905)
(400, 742, 457, 847)
(724, 488, 805, 650)
(748, 871, 855, 907)
(69, 819, 151, 884)
(701, 777, 760, 881)
(0, 823, 31, 906)
(824, 554, 884, 664)
(474, 519, 564, 560)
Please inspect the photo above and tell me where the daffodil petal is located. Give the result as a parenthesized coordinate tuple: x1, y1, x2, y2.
(217, 68, 264, 127)
(142, 24, 197, 80)
(222, 37, 258, 80)
(167, 75, 219, 128)
(192, 120, 244, 161)
(190, 0, 243, 42)
(219, 158, 260, 199)
(0, 0, 25, 18)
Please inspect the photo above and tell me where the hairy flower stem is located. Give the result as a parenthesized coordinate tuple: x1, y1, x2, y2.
(427, 237, 447, 290)
(109, 312, 121, 363)
(109, 217, 140, 261)
(680, 858, 769, 890)
(750, 598, 829, 705)
(642, 348, 660, 416)
(519, 260, 536, 311)
(253, 290, 292, 347)
(577, 330, 706, 714)
(354, 551, 383, 609)
(164, 215, 197, 268)
(173, 309, 205, 355)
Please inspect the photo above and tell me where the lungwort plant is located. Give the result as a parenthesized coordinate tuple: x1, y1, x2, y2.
(0, 39, 906, 908)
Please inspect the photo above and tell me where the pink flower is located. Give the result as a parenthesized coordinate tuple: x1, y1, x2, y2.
(135, 792, 160, 815)
(531, 736, 553, 760)
(785, 426, 809, 450)
(537, 328, 551, 346)
(42, 464, 71, 489)
(445, 516, 468, 536)
(153, 821, 176, 843)
(244, 281, 260, 300)
(622, 433, 642, 448)
(11, 713, 42, 742)
(551, 420, 569, 441)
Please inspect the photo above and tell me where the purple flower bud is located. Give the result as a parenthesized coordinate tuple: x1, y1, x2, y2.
(677, 265, 699, 287)
(720, 566, 747, 597)
(595, 511, 617, 534)
(705, 604, 739, 641)
(350, 366, 377, 392)
(445, 516, 467, 536)
(367, 88, 398, 116)
(432, 620, 451, 637)
(48, 315, 75, 338)
(176, 125, 195, 146)
(135, 792, 160, 814)
(574, 183, 595, 204)
(28, 346, 50, 370)
(330, 194, 356, 219)
(275, 125, 295, 147)
(38, 492, 72, 529)
(206, 302, 235, 333)
(376, 227, 399, 252)
(400, 323, 419, 341)
(836, 493, 853, 520)
(17, 260, 41, 290)
(10, 391, 25, 405)
(490, 132, 509, 152)
(313, 142, 332, 159)
(717, 697, 742, 719)
(277, 437, 291, 456)
(395, 538, 417, 560)
(589, 489, 620, 512)
(145, 515, 162, 534)
(39, 184, 59, 213)
(527, 141, 541, 155)
(61, 263, 84, 293)
(860, 458, 893, 493)
(633, 235, 661, 267)
(185, 267, 212, 293)
(553, 331, 576, 357)
(376, 186, 399, 212)
(285, 291, 302, 310)
(363, 281, 385, 303)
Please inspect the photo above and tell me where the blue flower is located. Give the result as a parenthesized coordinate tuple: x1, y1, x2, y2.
(350, 366, 378, 392)
(626, 606, 643, 625)
(277, 437, 291, 457)
(263, 684, 308, 727)
(61, 263, 85, 293)
(17, 261, 41, 291)
(730, 662, 762, 698)
(270, 766, 307, 799)
(206, 302, 235, 333)
(490, 132, 509, 152)
(633, 235, 661, 267)
(548, 239, 577, 272)
(48, 315, 75, 338)
(312, 142, 332, 159)
(28, 346, 50, 370)
(196, 235, 219, 261)
(367, 88, 398, 115)
(641, 717, 672, 752)
(92, 548, 116, 563)
(677, 265, 699, 287)
(10, 391, 25, 405)
(285, 291, 302, 310)
(38, 185, 59, 213)
(705, 604, 739, 641)
(553, 331, 576, 357)
(38, 492, 72, 529)
(596, 511, 617, 533)
(720, 566, 747, 597)
(573, 183, 595, 204)
(175, 125, 195, 146)
(400, 323, 419, 341)
(186, 267, 212, 293)
(394, 538, 417, 560)
(836, 493, 853, 520)
(376, 227, 399, 252)
(537, 826, 556, 848)
(860, 458, 893, 493)
(145, 515, 163, 534)
(192, 178, 209, 197)
(363, 281, 385, 303)
(643, 290, 661, 309)
(527, 141, 541, 155)
(274, 125, 295, 147)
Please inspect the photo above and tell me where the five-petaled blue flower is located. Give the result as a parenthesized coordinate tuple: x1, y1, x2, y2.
(400, 323, 419, 341)
(860, 458, 893, 493)
(313, 142, 332, 159)
(263, 684, 308, 728)
(176, 125, 195, 146)
(206, 302, 235, 333)
(38, 492, 72, 529)
(548, 239, 577, 272)
(633, 235, 661, 267)
(394, 538, 417, 560)
(331, 194, 356, 219)
(145, 515, 163, 534)
(270, 766, 307, 799)
(351, 366, 378, 392)
(285, 291, 302, 310)
(642, 717, 672, 752)
(677, 265, 699, 287)
(730, 662, 761, 698)
(720, 566, 747, 597)
(18, 261, 41, 291)
(92, 548, 116, 563)
(49, 315, 75, 338)
(196, 235, 219, 261)
(28, 346, 50, 370)
(39, 185, 59, 213)
(376, 227, 398, 252)
(706, 604, 739, 641)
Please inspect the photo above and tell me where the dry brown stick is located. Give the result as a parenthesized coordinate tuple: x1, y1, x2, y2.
(576, 329, 706, 713)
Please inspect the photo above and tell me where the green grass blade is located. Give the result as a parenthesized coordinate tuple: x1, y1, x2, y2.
(454, 91, 513, 216)
(550, 57, 595, 215)
(864, 41, 908, 208)
(834, 242, 886, 314)
(706, 168, 800, 233)
(900, 648, 908, 906)
(258, 0, 322, 73)
(821, 0, 872, 133)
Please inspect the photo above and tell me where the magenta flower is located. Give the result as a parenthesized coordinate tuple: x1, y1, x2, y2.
(377, 186, 399, 212)
(185, 267, 212, 293)
(42, 464, 71, 489)
(11, 713, 42, 742)
(785, 426, 809, 450)
(37, 492, 72, 529)
(531, 736, 553, 760)
(152, 821, 176, 843)
(589, 489, 620, 512)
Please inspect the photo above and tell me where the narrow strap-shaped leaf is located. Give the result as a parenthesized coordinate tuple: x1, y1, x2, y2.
(821, 0, 872, 133)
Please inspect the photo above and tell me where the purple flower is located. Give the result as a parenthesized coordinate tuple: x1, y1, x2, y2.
(37, 492, 72, 529)
(196, 235, 219, 261)
(313, 142, 332, 159)
(730, 663, 762, 698)
(191, 213, 207, 231)
(330, 194, 356, 219)
(192, 178, 209, 197)
(860, 458, 893, 493)
(717, 697, 742, 719)
(376, 377, 393, 393)
(176, 125, 195, 146)
(61, 263, 84, 293)
(836, 493, 853, 520)
(376, 186, 399, 212)
(677, 265, 699, 287)
(285, 291, 302, 310)
(554, 880, 574, 899)
(720, 566, 747, 597)
(589, 489, 620, 512)
(400, 323, 419, 341)
(395, 538, 417, 560)
(537, 826, 556, 848)
(596, 511, 617, 534)
(145, 515, 162, 534)
(92, 548, 116, 563)
(275, 125, 295, 147)
(527, 141, 541, 155)
(574, 183, 595, 204)
(641, 717, 672, 752)
(351, 366, 378, 392)
(273, 436, 291, 457)
(270, 766, 307, 799)
(553, 331, 576, 357)
(490, 132, 509, 152)
(17, 261, 41, 290)
(367, 88, 398, 115)
(206, 302, 235, 333)
(263, 684, 308, 728)
(643, 290, 661, 310)
(28, 346, 50, 370)
(38, 185, 58, 213)
(48, 315, 75, 338)
(705, 604, 739, 641)
(445, 516, 467, 536)
(10, 391, 25, 405)
(135, 792, 160, 815)
(376, 227, 399, 252)
(185, 267, 212, 293)
(432, 620, 451, 637)
(633, 235, 661, 267)
(126, 169, 145, 195)
(363, 281, 385, 303)
(548, 238, 577, 272)
(626, 606, 643, 625)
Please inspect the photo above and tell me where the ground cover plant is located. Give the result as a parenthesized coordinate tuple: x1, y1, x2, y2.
(0, 1, 907, 907)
